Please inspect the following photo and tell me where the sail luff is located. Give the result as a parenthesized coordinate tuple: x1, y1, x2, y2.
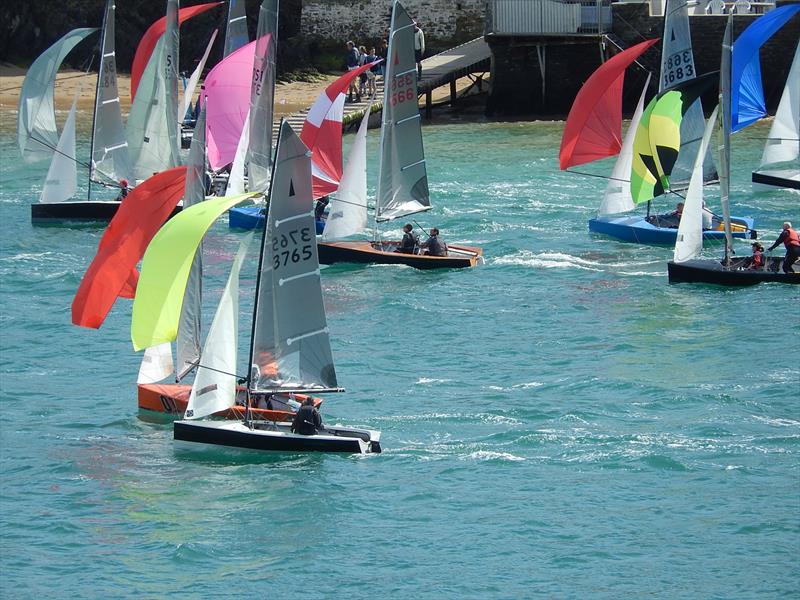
(374, 0, 431, 223)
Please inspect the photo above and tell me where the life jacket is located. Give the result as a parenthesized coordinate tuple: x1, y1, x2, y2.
(292, 405, 318, 435)
(784, 228, 800, 248)
(752, 251, 763, 267)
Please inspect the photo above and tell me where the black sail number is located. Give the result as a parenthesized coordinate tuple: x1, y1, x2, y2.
(272, 226, 313, 269)
(664, 50, 695, 87)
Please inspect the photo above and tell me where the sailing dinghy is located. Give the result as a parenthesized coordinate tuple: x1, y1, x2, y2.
(27, 0, 134, 223)
(316, 0, 482, 270)
(668, 18, 799, 286)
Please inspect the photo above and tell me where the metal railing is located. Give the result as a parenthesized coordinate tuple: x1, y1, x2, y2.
(486, 0, 613, 35)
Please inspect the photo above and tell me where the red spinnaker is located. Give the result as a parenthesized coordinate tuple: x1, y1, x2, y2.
(130, 3, 222, 102)
(559, 39, 659, 170)
(300, 62, 379, 199)
(71, 167, 188, 329)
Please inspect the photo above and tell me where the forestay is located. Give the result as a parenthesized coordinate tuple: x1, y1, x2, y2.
(249, 122, 339, 394)
(90, 0, 132, 188)
(375, 0, 430, 223)
(17, 27, 97, 163)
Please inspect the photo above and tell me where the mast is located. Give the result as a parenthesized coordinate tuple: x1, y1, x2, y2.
(88, 0, 111, 200)
(719, 16, 735, 264)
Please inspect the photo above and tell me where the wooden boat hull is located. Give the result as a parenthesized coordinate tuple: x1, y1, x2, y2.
(137, 383, 321, 422)
(667, 257, 800, 286)
(174, 419, 381, 454)
(318, 240, 483, 269)
(229, 205, 325, 234)
(752, 169, 800, 191)
(31, 201, 181, 224)
(589, 214, 756, 245)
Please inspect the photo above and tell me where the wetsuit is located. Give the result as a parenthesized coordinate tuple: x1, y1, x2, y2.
(768, 228, 800, 273)
(396, 231, 419, 253)
(291, 404, 322, 435)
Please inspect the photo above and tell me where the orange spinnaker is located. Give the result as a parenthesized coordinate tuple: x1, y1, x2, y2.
(130, 3, 222, 102)
(71, 167, 188, 329)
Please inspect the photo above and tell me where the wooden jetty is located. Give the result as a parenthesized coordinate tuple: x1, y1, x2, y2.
(275, 37, 490, 136)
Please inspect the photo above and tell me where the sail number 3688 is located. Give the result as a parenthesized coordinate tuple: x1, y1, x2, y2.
(390, 74, 415, 106)
(664, 51, 694, 86)
(272, 227, 313, 268)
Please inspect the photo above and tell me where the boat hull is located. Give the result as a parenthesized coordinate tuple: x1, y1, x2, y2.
(752, 169, 800, 191)
(174, 419, 381, 454)
(31, 201, 182, 224)
(667, 257, 800, 286)
(137, 383, 320, 422)
(229, 205, 325, 234)
(317, 240, 483, 269)
(588, 214, 756, 245)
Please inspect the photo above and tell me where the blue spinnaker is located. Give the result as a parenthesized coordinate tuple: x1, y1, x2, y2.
(731, 4, 800, 132)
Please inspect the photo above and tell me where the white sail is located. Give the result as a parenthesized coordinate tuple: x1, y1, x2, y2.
(127, 35, 182, 182)
(674, 105, 719, 263)
(224, 0, 250, 57)
(375, 0, 431, 223)
(90, 0, 132, 187)
(137, 343, 174, 384)
(760, 42, 800, 168)
(17, 27, 97, 163)
(660, 0, 715, 188)
(247, 0, 278, 194)
(250, 122, 339, 394)
(322, 99, 372, 240)
(226, 110, 250, 195)
(185, 234, 253, 420)
(181, 30, 218, 125)
(39, 96, 79, 204)
(176, 106, 208, 380)
(599, 74, 651, 216)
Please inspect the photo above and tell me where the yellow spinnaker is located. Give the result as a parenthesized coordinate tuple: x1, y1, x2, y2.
(131, 194, 256, 351)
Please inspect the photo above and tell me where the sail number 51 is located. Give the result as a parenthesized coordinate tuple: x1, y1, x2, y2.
(272, 227, 313, 268)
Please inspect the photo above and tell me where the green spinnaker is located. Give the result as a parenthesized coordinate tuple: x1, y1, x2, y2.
(630, 97, 662, 204)
(131, 193, 256, 351)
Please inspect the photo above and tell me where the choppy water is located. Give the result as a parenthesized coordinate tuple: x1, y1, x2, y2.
(1, 112, 798, 598)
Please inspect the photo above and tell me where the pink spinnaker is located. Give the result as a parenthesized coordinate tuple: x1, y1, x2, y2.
(300, 62, 379, 199)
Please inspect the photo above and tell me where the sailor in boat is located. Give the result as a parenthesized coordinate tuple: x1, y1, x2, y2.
(291, 397, 323, 435)
(314, 196, 330, 221)
(116, 179, 130, 202)
(747, 242, 765, 270)
(395, 223, 420, 254)
(420, 228, 448, 257)
(767, 222, 800, 273)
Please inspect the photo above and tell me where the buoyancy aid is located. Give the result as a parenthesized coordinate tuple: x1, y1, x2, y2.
(784, 228, 800, 248)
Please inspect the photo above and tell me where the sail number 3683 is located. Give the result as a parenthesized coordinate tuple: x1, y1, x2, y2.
(390, 74, 415, 106)
(272, 227, 313, 268)
(664, 51, 694, 86)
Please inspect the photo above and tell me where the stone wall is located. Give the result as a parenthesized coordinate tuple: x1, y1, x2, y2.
(301, 0, 486, 50)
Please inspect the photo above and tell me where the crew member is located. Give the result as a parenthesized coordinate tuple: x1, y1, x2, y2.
(291, 398, 322, 435)
(395, 223, 419, 254)
(767, 221, 800, 274)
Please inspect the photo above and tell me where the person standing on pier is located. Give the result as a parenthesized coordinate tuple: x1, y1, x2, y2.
(345, 41, 360, 102)
(413, 21, 425, 78)
(378, 38, 389, 79)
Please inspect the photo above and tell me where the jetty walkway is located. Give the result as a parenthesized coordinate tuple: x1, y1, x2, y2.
(275, 37, 490, 136)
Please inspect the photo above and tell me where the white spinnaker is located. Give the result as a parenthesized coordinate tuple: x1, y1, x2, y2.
(322, 98, 373, 240)
(674, 104, 719, 263)
(226, 110, 250, 195)
(17, 27, 97, 163)
(137, 343, 175, 384)
(599, 74, 651, 216)
(185, 233, 253, 420)
(181, 30, 218, 125)
(39, 96, 78, 204)
(760, 42, 799, 168)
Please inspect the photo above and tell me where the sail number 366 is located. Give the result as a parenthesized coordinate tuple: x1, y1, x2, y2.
(390, 74, 415, 106)
(272, 227, 313, 268)
(664, 51, 694, 86)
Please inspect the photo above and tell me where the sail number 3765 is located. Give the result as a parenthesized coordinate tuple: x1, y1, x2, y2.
(272, 227, 313, 268)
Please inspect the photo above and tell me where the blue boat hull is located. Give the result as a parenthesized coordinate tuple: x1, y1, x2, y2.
(588, 214, 757, 245)
(229, 205, 325, 234)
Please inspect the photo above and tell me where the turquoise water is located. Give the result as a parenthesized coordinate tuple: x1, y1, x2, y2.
(1, 114, 798, 598)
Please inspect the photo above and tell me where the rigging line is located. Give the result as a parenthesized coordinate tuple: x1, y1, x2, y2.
(412, 219, 430, 238)
(27, 132, 93, 172)
(0, 70, 96, 94)
(613, 13, 650, 44)
(565, 168, 628, 183)
(601, 34, 652, 74)
(193, 361, 248, 382)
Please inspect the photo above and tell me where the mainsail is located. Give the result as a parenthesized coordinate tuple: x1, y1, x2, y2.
(224, 0, 250, 57)
(375, 0, 430, 223)
(659, 0, 715, 187)
(247, 0, 278, 194)
(90, 0, 132, 189)
(249, 122, 339, 394)
(17, 27, 97, 163)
